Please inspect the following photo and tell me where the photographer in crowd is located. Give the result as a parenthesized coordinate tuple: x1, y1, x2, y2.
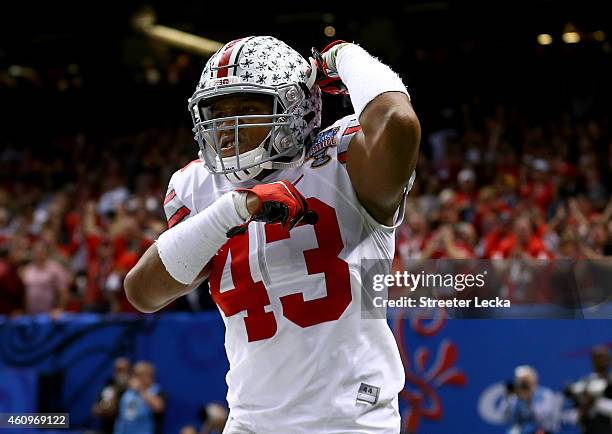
(501, 365, 562, 434)
(92, 357, 131, 434)
(113, 361, 165, 434)
(566, 346, 612, 434)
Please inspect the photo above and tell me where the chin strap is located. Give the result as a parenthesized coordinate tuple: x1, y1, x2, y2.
(260, 147, 306, 170)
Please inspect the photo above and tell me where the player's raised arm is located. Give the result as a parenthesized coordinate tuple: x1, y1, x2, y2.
(314, 42, 420, 225)
(124, 181, 311, 313)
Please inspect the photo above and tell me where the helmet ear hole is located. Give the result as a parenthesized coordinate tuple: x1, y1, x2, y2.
(303, 111, 316, 124)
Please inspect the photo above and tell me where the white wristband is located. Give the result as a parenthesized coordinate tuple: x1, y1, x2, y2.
(336, 44, 410, 118)
(156, 192, 247, 284)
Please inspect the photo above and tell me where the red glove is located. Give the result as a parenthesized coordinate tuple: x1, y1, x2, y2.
(227, 180, 318, 237)
(310, 40, 351, 96)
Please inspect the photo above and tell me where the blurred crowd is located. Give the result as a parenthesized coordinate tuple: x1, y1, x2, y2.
(397, 106, 612, 263)
(0, 126, 196, 315)
(1, 54, 611, 317)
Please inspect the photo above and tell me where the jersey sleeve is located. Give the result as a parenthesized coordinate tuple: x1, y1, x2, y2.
(163, 172, 192, 228)
(337, 116, 361, 164)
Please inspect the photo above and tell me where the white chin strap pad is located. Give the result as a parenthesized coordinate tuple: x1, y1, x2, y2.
(220, 146, 305, 181)
(216, 146, 266, 183)
(261, 147, 306, 170)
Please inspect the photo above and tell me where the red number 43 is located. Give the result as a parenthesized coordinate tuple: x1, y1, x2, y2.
(209, 198, 352, 342)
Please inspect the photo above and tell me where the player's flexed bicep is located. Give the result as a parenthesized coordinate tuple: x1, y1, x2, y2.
(312, 42, 420, 225)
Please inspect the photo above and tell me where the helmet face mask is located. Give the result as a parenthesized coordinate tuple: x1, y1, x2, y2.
(188, 36, 321, 183)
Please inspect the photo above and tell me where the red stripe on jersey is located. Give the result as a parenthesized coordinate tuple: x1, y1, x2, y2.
(180, 159, 200, 172)
(168, 206, 190, 228)
(338, 151, 348, 163)
(343, 125, 361, 136)
(164, 190, 176, 206)
(216, 38, 244, 78)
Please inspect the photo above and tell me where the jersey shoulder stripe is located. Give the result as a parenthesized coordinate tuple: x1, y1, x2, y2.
(163, 162, 200, 227)
(167, 206, 191, 228)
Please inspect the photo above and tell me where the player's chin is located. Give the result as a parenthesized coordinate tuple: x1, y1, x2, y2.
(220, 148, 238, 158)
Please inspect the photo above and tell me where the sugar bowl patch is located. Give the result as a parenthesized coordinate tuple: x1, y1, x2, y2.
(307, 126, 339, 168)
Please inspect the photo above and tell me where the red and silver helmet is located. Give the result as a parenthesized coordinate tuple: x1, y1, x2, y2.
(188, 36, 321, 183)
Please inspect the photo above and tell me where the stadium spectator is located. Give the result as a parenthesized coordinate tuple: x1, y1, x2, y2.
(455, 168, 478, 221)
(491, 216, 551, 259)
(421, 223, 476, 260)
(181, 402, 229, 434)
(501, 365, 563, 434)
(114, 361, 165, 434)
(21, 240, 71, 316)
(92, 357, 131, 434)
(520, 159, 555, 214)
(200, 402, 228, 434)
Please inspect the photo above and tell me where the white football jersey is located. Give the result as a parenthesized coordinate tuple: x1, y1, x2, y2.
(164, 115, 414, 433)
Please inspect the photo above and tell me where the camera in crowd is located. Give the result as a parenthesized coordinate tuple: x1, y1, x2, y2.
(506, 379, 533, 394)
(505, 365, 537, 398)
(565, 346, 612, 407)
(564, 377, 610, 407)
(564, 346, 612, 434)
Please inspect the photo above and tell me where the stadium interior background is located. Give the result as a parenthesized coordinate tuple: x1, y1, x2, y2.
(1, 1, 612, 433)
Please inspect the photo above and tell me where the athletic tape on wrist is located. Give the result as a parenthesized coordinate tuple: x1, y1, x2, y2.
(156, 192, 247, 284)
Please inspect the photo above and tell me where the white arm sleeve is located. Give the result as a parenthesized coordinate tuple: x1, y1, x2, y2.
(336, 44, 409, 118)
(156, 192, 247, 285)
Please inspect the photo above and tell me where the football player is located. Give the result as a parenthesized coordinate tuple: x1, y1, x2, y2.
(125, 36, 420, 433)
